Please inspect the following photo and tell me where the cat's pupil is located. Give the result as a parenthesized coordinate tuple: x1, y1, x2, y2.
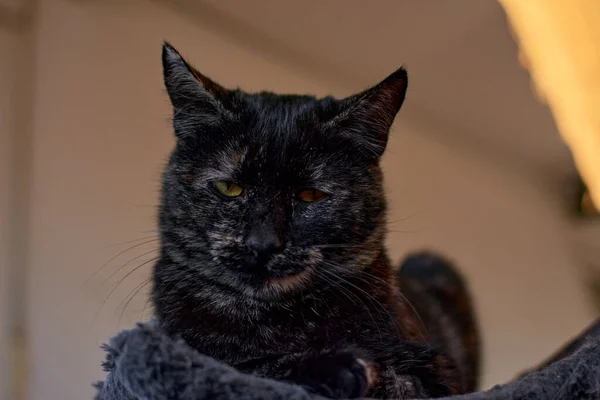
(298, 188, 325, 203)
(213, 181, 243, 197)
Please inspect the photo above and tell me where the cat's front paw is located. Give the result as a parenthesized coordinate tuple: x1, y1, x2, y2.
(288, 350, 376, 399)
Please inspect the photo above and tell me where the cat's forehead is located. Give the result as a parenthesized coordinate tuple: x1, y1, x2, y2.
(227, 133, 330, 182)
(197, 139, 333, 190)
(242, 92, 339, 129)
(238, 95, 336, 158)
(192, 93, 348, 186)
(202, 131, 337, 188)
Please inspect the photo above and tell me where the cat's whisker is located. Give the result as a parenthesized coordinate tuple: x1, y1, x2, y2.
(324, 269, 398, 332)
(86, 238, 159, 283)
(140, 293, 153, 321)
(93, 257, 157, 326)
(101, 248, 159, 285)
(313, 269, 385, 342)
(386, 212, 420, 225)
(101, 234, 159, 249)
(321, 264, 428, 341)
(353, 271, 429, 342)
(311, 243, 363, 249)
(116, 277, 152, 326)
(318, 263, 406, 341)
(386, 229, 420, 234)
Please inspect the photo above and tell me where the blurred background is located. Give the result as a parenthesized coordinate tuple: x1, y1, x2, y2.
(1, 0, 599, 399)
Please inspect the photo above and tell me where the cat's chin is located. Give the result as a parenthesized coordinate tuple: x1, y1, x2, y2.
(266, 269, 312, 293)
(238, 267, 315, 300)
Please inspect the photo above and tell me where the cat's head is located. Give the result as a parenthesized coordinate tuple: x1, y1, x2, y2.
(156, 42, 407, 302)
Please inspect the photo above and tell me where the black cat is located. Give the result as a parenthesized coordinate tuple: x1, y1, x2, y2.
(152, 42, 479, 398)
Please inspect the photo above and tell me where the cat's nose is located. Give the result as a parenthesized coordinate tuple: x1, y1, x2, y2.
(245, 226, 283, 262)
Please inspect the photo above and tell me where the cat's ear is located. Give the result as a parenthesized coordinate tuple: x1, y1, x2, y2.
(162, 42, 229, 137)
(331, 68, 408, 159)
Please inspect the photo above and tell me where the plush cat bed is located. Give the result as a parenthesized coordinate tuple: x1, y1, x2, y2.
(94, 319, 600, 400)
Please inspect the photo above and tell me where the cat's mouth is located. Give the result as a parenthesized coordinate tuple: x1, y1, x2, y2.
(232, 262, 317, 299)
(265, 267, 314, 293)
(213, 246, 322, 297)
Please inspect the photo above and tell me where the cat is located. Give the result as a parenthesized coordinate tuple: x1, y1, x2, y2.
(152, 42, 480, 399)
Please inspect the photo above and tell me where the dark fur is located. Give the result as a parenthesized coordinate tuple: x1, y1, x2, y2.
(152, 42, 479, 399)
(398, 252, 481, 392)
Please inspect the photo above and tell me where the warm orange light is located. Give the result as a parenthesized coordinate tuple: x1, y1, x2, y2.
(500, 0, 600, 209)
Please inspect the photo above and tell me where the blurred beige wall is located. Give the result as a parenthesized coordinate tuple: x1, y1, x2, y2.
(0, 10, 31, 394)
(0, 26, 18, 400)
(0, 0, 594, 399)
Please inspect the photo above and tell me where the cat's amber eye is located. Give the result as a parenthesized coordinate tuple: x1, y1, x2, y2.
(298, 189, 326, 203)
(213, 181, 243, 197)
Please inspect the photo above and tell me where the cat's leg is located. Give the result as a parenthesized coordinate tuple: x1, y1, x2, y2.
(285, 348, 376, 399)
(368, 340, 461, 398)
(396, 251, 480, 393)
(245, 348, 375, 399)
(282, 344, 456, 399)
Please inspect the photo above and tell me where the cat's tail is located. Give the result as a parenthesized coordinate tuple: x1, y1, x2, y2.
(396, 251, 481, 393)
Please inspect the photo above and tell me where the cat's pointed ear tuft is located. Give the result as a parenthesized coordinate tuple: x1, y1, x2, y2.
(161, 42, 228, 137)
(162, 41, 199, 106)
(333, 67, 408, 159)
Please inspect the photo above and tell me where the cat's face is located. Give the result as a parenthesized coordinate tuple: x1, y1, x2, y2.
(156, 43, 407, 301)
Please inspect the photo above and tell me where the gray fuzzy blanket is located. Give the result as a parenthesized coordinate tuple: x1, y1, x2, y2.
(95, 319, 600, 400)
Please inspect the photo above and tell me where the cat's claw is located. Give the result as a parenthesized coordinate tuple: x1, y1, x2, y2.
(289, 350, 375, 399)
(356, 358, 378, 389)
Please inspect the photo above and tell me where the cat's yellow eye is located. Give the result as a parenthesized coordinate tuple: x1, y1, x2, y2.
(298, 189, 326, 203)
(213, 181, 243, 197)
